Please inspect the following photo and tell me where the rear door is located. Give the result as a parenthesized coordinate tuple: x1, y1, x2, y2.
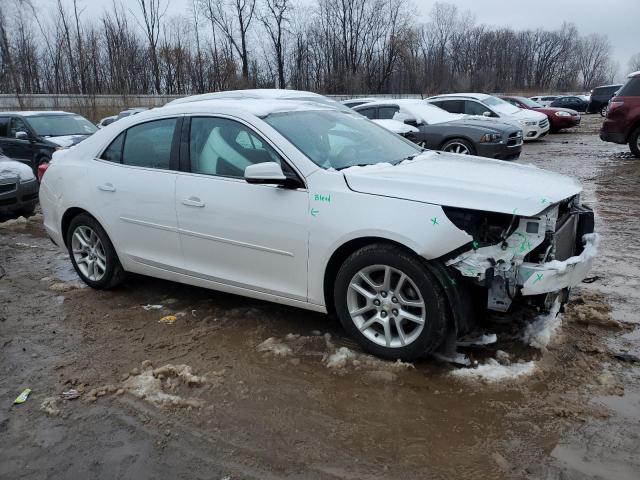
(175, 115, 309, 301)
(89, 116, 183, 272)
(430, 99, 464, 114)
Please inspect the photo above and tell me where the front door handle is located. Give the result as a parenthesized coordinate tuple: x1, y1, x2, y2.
(98, 183, 116, 192)
(182, 196, 205, 208)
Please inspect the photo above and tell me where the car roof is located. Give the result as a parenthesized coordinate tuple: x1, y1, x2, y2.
(154, 98, 344, 118)
(0, 110, 74, 117)
(342, 97, 378, 104)
(628, 71, 640, 78)
(354, 99, 425, 107)
(594, 84, 623, 89)
(428, 93, 491, 101)
(167, 89, 328, 106)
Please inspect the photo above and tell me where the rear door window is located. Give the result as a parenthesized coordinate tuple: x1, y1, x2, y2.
(356, 107, 376, 119)
(100, 132, 125, 163)
(377, 106, 400, 120)
(9, 117, 29, 138)
(465, 101, 492, 116)
(121, 118, 177, 169)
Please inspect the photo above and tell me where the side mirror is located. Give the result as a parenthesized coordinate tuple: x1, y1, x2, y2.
(244, 162, 288, 186)
(15, 131, 30, 140)
(393, 112, 420, 126)
(482, 111, 492, 117)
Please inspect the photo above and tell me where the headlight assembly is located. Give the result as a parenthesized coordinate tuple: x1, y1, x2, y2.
(555, 111, 571, 117)
(442, 206, 518, 247)
(479, 133, 502, 143)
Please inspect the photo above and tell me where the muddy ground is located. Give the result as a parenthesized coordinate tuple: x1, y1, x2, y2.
(1, 114, 639, 480)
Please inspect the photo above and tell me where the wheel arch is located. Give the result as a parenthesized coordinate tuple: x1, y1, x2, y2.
(322, 236, 420, 316)
(438, 135, 476, 153)
(61, 207, 102, 248)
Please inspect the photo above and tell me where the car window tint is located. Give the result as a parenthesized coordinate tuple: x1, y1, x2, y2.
(9, 117, 29, 138)
(618, 77, 640, 96)
(357, 108, 376, 119)
(121, 118, 176, 169)
(189, 117, 282, 178)
(465, 101, 491, 116)
(377, 106, 400, 120)
(0, 117, 9, 137)
(100, 132, 125, 163)
(433, 100, 464, 114)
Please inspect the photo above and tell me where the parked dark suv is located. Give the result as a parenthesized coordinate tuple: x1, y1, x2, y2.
(600, 71, 640, 157)
(0, 111, 97, 171)
(589, 84, 623, 116)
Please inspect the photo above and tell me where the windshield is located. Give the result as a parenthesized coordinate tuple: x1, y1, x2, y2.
(483, 96, 521, 115)
(515, 97, 542, 108)
(27, 115, 97, 137)
(263, 110, 420, 170)
(404, 103, 460, 124)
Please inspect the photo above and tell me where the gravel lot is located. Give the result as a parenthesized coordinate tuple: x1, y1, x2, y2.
(1, 114, 639, 480)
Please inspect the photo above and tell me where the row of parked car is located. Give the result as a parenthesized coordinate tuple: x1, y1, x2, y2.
(1, 74, 639, 218)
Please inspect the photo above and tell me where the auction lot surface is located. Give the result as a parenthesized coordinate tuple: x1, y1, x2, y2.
(1, 115, 639, 480)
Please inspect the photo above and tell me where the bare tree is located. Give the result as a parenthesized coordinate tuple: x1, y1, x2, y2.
(0, 1, 25, 106)
(132, 0, 167, 94)
(577, 33, 612, 89)
(259, 0, 290, 88)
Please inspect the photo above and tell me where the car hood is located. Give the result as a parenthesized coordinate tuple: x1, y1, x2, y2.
(510, 109, 548, 121)
(44, 134, 91, 148)
(534, 107, 579, 115)
(372, 119, 419, 135)
(342, 151, 581, 216)
(0, 157, 36, 182)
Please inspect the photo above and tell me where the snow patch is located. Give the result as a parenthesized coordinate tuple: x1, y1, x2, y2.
(457, 333, 497, 347)
(523, 299, 562, 349)
(452, 359, 536, 382)
(544, 233, 599, 273)
(257, 337, 294, 356)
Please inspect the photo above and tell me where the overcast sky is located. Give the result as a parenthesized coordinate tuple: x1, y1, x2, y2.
(42, 0, 640, 80)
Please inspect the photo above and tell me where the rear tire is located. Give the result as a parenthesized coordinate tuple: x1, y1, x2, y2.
(333, 243, 449, 361)
(441, 138, 476, 156)
(66, 213, 126, 289)
(630, 127, 640, 158)
(600, 105, 608, 117)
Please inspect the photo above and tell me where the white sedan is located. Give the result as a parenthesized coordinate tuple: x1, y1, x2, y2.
(40, 98, 597, 360)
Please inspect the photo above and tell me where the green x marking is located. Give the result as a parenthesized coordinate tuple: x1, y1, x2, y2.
(431, 217, 438, 225)
(532, 273, 543, 284)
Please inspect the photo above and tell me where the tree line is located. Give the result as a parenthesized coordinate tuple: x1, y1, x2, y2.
(0, 0, 627, 101)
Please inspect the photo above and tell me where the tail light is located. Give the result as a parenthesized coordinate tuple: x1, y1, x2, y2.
(608, 100, 624, 114)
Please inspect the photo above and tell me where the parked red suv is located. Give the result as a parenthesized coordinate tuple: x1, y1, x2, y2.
(600, 71, 640, 157)
(501, 96, 581, 132)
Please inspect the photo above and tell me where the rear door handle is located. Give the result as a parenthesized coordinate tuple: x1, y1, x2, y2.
(182, 196, 205, 208)
(98, 183, 116, 192)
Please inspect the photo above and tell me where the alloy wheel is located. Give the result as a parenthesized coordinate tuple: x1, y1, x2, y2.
(346, 265, 426, 348)
(71, 225, 107, 281)
(443, 142, 470, 154)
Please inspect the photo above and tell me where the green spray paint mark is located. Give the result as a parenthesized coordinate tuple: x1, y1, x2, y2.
(431, 217, 439, 225)
(472, 240, 479, 250)
(310, 208, 319, 217)
(532, 273, 543, 284)
(314, 194, 331, 203)
(540, 197, 548, 204)
(464, 267, 475, 276)
(512, 207, 518, 214)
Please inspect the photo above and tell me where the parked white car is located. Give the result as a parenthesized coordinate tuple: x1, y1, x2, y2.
(428, 93, 550, 140)
(530, 95, 560, 107)
(40, 99, 597, 360)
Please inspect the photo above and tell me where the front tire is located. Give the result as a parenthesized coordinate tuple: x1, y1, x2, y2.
(333, 244, 449, 360)
(441, 138, 475, 155)
(66, 213, 125, 289)
(630, 127, 640, 158)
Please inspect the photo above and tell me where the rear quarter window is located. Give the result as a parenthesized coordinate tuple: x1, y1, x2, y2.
(0, 117, 9, 137)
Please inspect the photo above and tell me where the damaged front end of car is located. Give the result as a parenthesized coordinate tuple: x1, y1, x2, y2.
(443, 196, 598, 313)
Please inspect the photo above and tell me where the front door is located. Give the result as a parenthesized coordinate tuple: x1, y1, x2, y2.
(89, 117, 183, 271)
(3, 117, 35, 164)
(175, 116, 309, 301)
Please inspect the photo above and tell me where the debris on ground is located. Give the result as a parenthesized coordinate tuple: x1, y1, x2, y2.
(0, 216, 28, 227)
(433, 351, 472, 366)
(61, 389, 80, 400)
(451, 359, 536, 382)
(522, 299, 562, 349)
(611, 352, 640, 363)
(49, 281, 84, 292)
(142, 304, 164, 311)
(158, 315, 177, 325)
(40, 397, 60, 416)
(565, 293, 623, 329)
(13, 388, 32, 404)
